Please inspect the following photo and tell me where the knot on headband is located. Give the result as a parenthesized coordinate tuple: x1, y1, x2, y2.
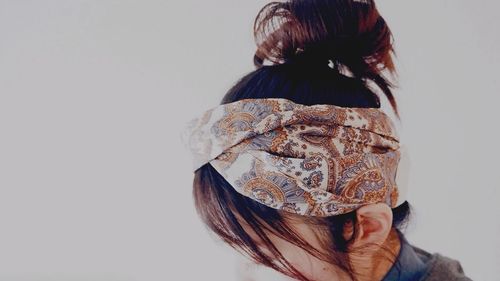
(184, 98, 408, 217)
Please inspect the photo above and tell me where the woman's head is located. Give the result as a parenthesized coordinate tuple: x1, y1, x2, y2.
(192, 0, 409, 280)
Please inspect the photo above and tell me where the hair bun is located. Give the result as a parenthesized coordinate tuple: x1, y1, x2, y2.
(253, 0, 396, 77)
(252, 0, 399, 118)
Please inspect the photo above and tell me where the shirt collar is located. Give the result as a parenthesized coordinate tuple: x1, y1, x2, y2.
(381, 230, 430, 281)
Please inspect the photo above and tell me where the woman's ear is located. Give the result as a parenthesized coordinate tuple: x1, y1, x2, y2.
(351, 203, 393, 249)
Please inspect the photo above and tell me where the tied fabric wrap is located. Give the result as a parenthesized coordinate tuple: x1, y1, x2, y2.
(184, 98, 407, 217)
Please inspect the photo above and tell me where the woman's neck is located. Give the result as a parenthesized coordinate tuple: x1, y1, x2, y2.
(354, 228, 402, 281)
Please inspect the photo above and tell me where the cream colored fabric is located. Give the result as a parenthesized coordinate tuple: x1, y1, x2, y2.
(185, 98, 408, 216)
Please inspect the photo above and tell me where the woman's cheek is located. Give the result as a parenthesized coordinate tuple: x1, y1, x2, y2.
(277, 245, 346, 281)
(274, 243, 321, 279)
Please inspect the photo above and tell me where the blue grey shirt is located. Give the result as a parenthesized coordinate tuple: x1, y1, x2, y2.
(381, 231, 472, 281)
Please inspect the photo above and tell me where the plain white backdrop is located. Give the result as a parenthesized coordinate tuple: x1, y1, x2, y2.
(0, 1, 499, 280)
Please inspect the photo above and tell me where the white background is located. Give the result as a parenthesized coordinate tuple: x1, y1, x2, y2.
(0, 1, 499, 280)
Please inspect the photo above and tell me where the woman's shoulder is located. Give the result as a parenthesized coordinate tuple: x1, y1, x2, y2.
(412, 246, 473, 281)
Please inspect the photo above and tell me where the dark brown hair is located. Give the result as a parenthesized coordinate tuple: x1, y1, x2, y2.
(193, 1, 409, 280)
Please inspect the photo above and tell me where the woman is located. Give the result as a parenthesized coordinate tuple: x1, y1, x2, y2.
(185, 0, 472, 280)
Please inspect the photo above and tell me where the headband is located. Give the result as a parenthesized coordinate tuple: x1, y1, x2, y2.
(184, 98, 409, 217)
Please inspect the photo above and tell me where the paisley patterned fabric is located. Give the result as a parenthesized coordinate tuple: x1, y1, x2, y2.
(184, 98, 407, 217)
